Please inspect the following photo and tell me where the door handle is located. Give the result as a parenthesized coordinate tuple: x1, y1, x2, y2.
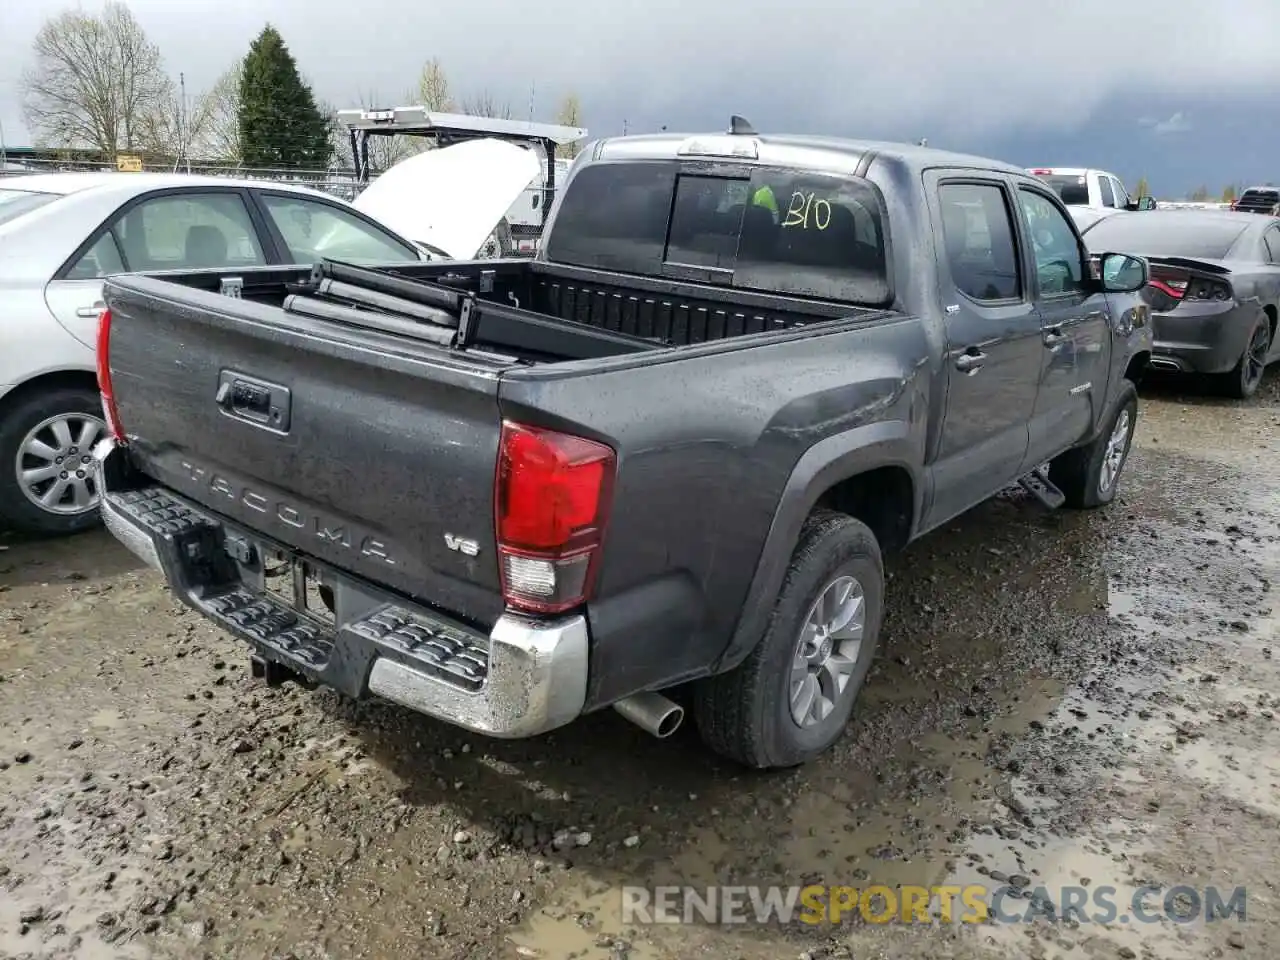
(75, 302, 106, 319)
(954, 351, 987, 373)
(1043, 327, 1067, 346)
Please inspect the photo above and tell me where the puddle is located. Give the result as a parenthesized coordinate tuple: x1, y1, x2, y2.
(504, 878, 671, 960)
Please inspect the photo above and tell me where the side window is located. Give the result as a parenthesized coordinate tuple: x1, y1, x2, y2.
(1098, 176, 1116, 208)
(1111, 177, 1130, 207)
(1265, 229, 1280, 264)
(66, 231, 127, 280)
(114, 192, 266, 271)
(938, 183, 1022, 303)
(260, 194, 421, 265)
(1017, 190, 1085, 297)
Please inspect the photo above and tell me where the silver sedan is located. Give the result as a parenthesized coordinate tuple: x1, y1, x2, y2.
(0, 172, 428, 536)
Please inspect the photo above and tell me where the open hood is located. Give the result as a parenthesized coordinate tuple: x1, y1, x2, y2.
(351, 139, 541, 260)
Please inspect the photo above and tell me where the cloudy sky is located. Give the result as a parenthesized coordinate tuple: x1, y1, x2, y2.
(2, 0, 1278, 196)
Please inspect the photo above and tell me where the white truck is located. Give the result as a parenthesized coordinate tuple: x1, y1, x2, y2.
(337, 106, 587, 256)
(1028, 167, 1155, 212)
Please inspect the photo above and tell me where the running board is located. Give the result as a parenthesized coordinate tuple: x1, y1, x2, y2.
(1018, 464, 1065, 509)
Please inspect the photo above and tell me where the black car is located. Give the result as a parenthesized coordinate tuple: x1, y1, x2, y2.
(1081, 209, 1280, 398)
(1231, 187, 1280, 216)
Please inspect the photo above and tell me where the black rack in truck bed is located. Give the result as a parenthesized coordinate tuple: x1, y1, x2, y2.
(96, 121, 1153, 769)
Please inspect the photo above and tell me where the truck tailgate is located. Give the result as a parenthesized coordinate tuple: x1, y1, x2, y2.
(103, 277, 507, 627)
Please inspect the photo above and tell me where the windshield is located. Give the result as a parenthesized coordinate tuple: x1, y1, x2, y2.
(1038, 175, 1091, 206)
(1083, 214, 1248, 259)
(545, 160, 892, 306)
(0, 188, 59, 227)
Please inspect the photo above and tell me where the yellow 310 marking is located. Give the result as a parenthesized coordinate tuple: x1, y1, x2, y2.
(782, 191, 832, 230)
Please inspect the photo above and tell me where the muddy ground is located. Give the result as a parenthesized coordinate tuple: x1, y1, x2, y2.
(2, 374, 1279, 960)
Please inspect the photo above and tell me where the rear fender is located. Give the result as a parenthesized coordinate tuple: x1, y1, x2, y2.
(711, 419, 922, 673)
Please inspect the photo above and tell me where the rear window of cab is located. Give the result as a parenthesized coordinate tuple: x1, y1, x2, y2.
(545, 161, 892, 306)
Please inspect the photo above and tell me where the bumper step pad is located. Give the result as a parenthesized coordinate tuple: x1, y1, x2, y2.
(105, 485, 491, 695)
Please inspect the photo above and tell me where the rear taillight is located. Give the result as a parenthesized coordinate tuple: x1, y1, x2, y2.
(494, 421, 615, 614)
(1185, 277, 1233, 301)
(1030, 168, 1052, 175)
(1147, 266, 1232, 306)
(1148, 266, 1189, 300)
(96, 308, 125, 442)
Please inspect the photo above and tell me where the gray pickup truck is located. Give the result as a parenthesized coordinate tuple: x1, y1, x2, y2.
(95, 121, 1152, 769)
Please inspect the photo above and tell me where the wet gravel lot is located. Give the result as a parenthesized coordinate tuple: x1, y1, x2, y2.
(2, 375, 1279, 960)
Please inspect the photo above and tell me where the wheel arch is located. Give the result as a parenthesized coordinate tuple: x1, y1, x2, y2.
(712, 420, 921, 674)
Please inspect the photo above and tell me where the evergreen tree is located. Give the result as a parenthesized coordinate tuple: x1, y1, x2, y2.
(238, 25, 331, 169)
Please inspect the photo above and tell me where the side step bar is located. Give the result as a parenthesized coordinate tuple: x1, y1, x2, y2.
(1018, 463, 1066, 509)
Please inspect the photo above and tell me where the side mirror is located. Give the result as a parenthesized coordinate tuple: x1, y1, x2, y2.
(1095, 252, 1149, 293)
(1136, 196, 1156, 211)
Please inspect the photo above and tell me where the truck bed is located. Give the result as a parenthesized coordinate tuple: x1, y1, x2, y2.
(148, 256, 869, 365)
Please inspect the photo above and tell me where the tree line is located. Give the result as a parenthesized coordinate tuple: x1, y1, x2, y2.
(19, 2, 586, 172)
(1134, 177, 1249, 204)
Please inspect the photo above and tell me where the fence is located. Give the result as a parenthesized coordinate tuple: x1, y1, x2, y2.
(0, 156, 368, 201)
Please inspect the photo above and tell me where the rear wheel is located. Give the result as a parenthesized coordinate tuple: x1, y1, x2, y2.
(1220, 315, 1270, 399)
(693, 510, 883, 769)
(0, 387, 106, 536)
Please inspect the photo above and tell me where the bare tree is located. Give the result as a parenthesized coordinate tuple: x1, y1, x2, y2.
(417, 58, 455, 112)
(555, 93, 584, 158)
(137, 83, 216, 166)
(460, 90, 512, 120)
(199, 63, 243, 163)
(21, 2, 172, 156)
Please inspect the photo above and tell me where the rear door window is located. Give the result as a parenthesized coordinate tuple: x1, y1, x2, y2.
(545, 161, 892, 305)
(112, 192, 266, 271)
(937, 183, 1022, 302)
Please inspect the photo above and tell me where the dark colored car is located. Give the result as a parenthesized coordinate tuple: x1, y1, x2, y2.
(1081, 209, 1280, 398)
(95, 126, 1151, 769)
(1231, 187, 1280, 216)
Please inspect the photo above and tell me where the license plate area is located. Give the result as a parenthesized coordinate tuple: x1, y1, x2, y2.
(259, 545, 336, 626)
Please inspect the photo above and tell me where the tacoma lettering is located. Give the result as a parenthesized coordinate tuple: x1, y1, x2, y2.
(177, 460, 395, 565)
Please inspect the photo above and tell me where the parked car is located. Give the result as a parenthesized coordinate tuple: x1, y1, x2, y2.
(94, 124, 1151, 769)
(0, 146, 538, 536)
(1080, 208, 1280, 397)
(1230, 186, 1280, 216)
(1029, 167, 1156, 212)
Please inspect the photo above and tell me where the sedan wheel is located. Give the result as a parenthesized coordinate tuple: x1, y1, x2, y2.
(1222, 317, 1272, 399)
(17, 412, 104, 515)
(0, 386, 107, 536)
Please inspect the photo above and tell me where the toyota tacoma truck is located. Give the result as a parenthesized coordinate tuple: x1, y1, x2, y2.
(94, 120, 1153, 770)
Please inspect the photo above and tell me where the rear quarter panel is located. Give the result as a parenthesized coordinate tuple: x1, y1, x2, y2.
(500, 315, 932, 708)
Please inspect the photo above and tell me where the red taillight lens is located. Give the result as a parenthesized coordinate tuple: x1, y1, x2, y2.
(1030, 168, 1053, 176)
(495, 421, 615, 614)
(1148, 266, 1189, 301)
(96, 308, 125, 442)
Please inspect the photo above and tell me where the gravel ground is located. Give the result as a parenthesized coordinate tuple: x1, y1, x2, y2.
(2, 373, 1279, 960)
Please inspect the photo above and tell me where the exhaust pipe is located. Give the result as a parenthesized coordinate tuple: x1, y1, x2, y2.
(614, 692, 684, 739)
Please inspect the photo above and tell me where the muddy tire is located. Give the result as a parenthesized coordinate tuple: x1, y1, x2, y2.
(1218, 314, 1270, 400)
(1048, 380, 1137, 510)
(0, 385, 106, 537)
(693, 510, 883, 770)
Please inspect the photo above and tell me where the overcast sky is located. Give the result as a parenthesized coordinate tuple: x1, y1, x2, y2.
(2, 0, 1278, 194)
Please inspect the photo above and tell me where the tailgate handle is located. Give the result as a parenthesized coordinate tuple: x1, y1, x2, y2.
(215, 370, 291, 433)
